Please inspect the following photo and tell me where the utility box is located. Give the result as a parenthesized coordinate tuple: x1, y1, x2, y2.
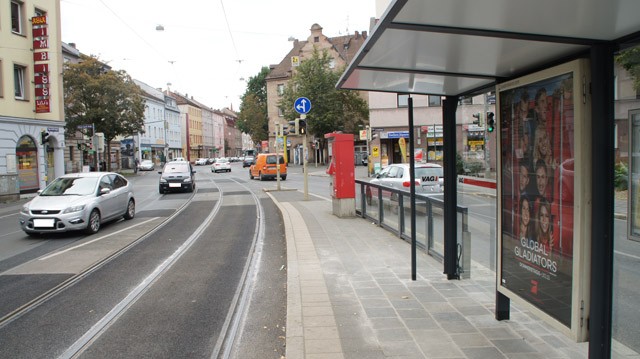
(325, 132, 355, 217)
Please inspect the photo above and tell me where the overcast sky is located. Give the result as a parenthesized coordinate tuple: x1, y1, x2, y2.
(60, 0, 377, 111)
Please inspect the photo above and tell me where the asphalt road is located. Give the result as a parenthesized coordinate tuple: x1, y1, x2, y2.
(0, 163, 287, 358)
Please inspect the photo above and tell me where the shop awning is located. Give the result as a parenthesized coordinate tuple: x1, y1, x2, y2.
(337, 0, 640, 96)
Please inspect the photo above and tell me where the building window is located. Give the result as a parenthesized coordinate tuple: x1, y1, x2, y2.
(34, 8, 46, 17)
(314, 36, 319, 43)
(277, 84, 284, 96)
(11, 1, 24, 34)
(397, 94, 409, 108)
(428, 96, 442, 107)
(278, 107, 284, 117)
(14, 65, 26, 99)
(329, 59, 335, 69)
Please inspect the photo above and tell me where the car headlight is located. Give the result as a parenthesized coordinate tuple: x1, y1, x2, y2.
(183, 178, 192, 183)
(63, 204, 86, 214)
(21, 205, 30, 214)
(160, 178, 167, 183)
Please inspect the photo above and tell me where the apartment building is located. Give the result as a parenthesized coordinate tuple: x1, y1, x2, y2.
(1, 1, 64, 200)
(265, 24, 368, 161)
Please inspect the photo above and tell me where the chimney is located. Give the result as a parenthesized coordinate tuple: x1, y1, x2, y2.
(69, 42, 76, 48)
(355, 31, 360, 39)
(362, 31, 368, 39)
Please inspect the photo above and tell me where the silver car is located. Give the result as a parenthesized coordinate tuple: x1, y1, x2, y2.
(19, 172, 135, 236)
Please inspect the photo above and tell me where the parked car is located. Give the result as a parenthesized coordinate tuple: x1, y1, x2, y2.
(243, 156, 255, 168)
(172, 157, 187, 162)
(249, 153, 287, 180)
(212, 158, 231, 173)
(158, 161, 196, 194)
(370, 163, 444, 194)
(19, 172, 135, 236)
(195, 158, 208, 166)
(367, 163, 444, 205)
(138, 159, 155, 171)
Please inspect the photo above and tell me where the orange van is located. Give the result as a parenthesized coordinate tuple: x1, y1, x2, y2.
(249, 153, 287, 180)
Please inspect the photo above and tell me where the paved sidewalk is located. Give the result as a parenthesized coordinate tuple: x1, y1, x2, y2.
(267, 189, 589, 359)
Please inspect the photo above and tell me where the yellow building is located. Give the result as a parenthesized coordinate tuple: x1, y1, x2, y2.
(0, 0, 65, 200)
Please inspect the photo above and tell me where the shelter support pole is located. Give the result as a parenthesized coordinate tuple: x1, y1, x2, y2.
(588, 43, 615, 359)
(408, 97, 417, 281)
(443, 96, 459, 279)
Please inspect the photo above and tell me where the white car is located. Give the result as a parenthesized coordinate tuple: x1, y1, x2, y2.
(211, 158, 231, 173)
(195, 158, 208, 166)
(19, 172, 135, 236)
(370, 163, 444, 195)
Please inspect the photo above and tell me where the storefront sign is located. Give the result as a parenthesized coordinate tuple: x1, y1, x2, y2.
(32, 16, 50, 113)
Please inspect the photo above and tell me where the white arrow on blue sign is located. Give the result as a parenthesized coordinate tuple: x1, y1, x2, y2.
(294, 97, 311, 115)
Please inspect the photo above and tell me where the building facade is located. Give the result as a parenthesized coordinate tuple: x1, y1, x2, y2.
(265, 24, 368, 161)
(1, 1, 64, 201)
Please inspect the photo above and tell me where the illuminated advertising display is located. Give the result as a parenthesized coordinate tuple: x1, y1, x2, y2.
(497, 60, 591, 341)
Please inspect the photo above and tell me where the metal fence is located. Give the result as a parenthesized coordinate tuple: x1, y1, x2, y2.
(354, 180, 471, 277)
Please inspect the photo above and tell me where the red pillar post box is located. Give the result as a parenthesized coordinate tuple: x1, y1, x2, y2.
(325, 132, 355, 217)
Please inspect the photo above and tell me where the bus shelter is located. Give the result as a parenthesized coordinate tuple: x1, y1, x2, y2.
(337, 0, 640, 357)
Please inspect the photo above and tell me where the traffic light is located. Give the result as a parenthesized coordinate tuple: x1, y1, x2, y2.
(288, 120, 297, 135)
(486, 112, 495, 133)
(40, 131, 50, 145)
(472, 113, 481, 125)
(298, 119, 307, 135)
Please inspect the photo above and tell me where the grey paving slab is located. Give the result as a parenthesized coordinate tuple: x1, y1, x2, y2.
(268, 190, 588, 359)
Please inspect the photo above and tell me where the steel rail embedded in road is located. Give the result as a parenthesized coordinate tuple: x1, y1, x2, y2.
(212, 178, 266, 359)
(0, 191, 196, 330)
(59, 187, 219, 359)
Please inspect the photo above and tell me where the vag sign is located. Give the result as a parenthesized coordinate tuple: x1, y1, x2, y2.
(421, 176, 438, 182)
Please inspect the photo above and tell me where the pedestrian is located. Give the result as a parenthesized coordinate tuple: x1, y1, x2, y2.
(134, 158, 139, 174)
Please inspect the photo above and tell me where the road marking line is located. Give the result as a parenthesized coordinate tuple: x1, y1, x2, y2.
(38, 218, 158, 261)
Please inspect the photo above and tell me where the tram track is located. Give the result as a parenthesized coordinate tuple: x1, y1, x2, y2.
(0, 192, 197, 330)
(0, 174, 272, 359)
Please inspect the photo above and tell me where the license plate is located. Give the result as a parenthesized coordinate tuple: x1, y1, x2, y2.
(169, 183, 181, 188)
(33, 219, 55, 228)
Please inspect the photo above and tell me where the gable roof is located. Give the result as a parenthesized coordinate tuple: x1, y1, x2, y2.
(266, 24, 368, 81)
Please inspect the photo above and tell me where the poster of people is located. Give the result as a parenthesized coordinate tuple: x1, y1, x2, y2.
(499, 72, 575, 327)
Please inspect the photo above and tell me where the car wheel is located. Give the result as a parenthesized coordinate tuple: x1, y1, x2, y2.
(124, 199, 135, 220)
(159, 186, 164, 194)
(188, 184, 194, 193)
(228, 169, 231, 173)
(281, 175, 286, 180)
(259, 172, 264, 181)
(85, 209, 101, 234)
(249, 171, 254, 179)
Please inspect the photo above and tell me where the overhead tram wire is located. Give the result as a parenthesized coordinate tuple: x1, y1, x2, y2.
(97, 0, 168, 62)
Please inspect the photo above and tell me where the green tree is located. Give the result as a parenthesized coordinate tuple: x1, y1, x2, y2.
(616, 47, 640, 91)
(279, 48, 369, 138)
(64, 55, 145, 170)
(238, 66, 270, 144)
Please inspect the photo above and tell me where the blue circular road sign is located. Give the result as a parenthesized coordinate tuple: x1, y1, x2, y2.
(294, 97, 312, 115)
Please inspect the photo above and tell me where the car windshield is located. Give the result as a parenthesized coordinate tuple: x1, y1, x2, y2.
(164, 163, 190, 173)
(40, 176, 98, 196)
(217, 159, 229, 163)
(415, 167, 444, 179)
(266, 155, 284, 165)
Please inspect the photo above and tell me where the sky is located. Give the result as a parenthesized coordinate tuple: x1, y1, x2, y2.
(60, 0, 378, 111)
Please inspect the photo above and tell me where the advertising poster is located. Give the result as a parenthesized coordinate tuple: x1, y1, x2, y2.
(499, 72, 575, 327)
